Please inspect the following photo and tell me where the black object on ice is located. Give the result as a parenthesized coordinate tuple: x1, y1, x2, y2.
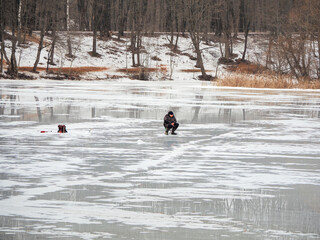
(58, 125, 68, 133)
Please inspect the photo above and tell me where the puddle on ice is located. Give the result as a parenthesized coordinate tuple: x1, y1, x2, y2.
(0, 79, 320, 240)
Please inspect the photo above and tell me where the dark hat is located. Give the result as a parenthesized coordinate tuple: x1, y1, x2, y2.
(168, 111, 174, 115)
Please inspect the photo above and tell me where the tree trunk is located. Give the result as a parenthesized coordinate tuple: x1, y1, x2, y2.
(131, 31, 136, 67)
(33, 0, 45, 72)
(5, 0, 18, 76)
(92, 0, 98, 54)
(174, 32, 179, 50)
(8, 29, 18, 76)
(49, 30, 57, 65)
(221, 0, 233, 59)
(118, 18, 126, 39)
(1, 34, 9, 65)
(224, 33, 231, 59)
(137, 31, 141, 66)
(33, 29, 44, 72)
(318, 31, 320, 78)
(49, 2, 58, 65)
(191, 33, 207, 79)
(93, 25, 97, 54)
(118, 0, 125, 39)
(8, 0, 19, 77)
(66, 0, 72, 57)
(77, 0, 89, 30)
(17, 0, 22, 45)
(0, 45, 3, 74)
(266, 35, 274, 68)
(100, 0, 111, 38)
(0, 0, 3, 73)
(197, 50, 206, 78)
(242, 21, 251, 61)
(28, 0, 37, 36)
(118, 19, 125, 39)
(169, 29, 174, 47)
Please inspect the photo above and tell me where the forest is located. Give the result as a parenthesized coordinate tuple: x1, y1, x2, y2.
(1, 0, 320, 81)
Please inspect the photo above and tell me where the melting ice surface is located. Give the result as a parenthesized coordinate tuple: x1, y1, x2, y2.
(0, 79, 320, 240)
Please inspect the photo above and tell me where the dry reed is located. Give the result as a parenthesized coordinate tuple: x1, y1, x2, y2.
(217, 74, 320, 89)
(228, 62, 265, 74)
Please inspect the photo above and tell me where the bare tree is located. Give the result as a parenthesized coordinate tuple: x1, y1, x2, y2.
(305, 0, 320, 78)
(48, 0, 61, 65)
(0, 2, 10, 74)
(6, 0, 19, 76)
(77, 0, 89, 30)
(117, 0, 128, 39)
(91, 0, 98, 56)
(0, 0, 4, 73)
(240, 0, 253, 61)
(17, 0, 22, 44)
(186, 0, 210, 79)
(270, 0, 320, 79)
(66, 0, 73, 57)
(128, 0, 147, 67)
(219, 0, 234, 59)
(33, 0, 46, 72)
(99, 0, 112, 38)
(26, 0, 37, 36)
(3, 0, 318, 80)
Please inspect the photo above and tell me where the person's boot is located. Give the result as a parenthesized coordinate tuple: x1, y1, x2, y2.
(165, 128, 169, 135)
(171, 131, 177, 135)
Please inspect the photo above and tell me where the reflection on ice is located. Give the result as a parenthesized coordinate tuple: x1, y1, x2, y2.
(0, 79, 320, 240)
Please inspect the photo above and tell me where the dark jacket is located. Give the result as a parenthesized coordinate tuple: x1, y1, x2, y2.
(164, 113, 177, 128)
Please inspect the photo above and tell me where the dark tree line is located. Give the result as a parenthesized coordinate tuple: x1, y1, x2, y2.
(1, 0, 319, 80)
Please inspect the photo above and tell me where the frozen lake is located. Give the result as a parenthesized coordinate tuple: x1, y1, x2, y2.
(0, 79, 320, 240)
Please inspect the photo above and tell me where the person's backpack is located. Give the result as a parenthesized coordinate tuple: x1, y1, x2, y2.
(58, 125, 67, 133)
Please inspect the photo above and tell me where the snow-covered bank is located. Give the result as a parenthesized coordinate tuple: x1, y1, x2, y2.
(1, 32, 268, 81)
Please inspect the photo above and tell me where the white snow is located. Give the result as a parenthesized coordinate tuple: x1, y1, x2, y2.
(2, 32, 269, 80)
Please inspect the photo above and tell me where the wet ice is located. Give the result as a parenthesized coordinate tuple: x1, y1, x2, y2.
(0, 79, 320, 239)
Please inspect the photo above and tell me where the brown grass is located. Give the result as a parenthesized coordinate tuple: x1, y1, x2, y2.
(160, 64, 167, 72)
(227, 62, 266, 74)
(19, 66, 109, 74)
(217, 74, 320, 89)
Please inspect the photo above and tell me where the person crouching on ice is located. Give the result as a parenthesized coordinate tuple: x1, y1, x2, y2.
(164, 111, 179, 135)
